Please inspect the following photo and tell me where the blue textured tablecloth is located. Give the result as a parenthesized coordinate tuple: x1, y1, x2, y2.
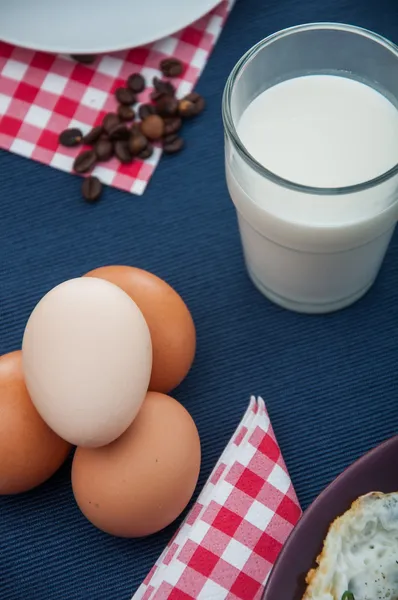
(1, 0, 398, 598)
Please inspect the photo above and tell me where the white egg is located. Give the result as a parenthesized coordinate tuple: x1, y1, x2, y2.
(22, 277, 152, 447)
(303, 492, 398, 600)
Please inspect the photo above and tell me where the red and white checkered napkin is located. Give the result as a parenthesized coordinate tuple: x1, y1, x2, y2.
(134, 397, 301, 600)
(0, 1, 234, 196)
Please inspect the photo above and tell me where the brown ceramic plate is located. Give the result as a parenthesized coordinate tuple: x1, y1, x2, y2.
(262, 436, 398, 600)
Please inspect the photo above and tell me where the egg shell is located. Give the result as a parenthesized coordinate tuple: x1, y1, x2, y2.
(71, 391, 201, 537)
(84, 266, 196, 393)
(0, 351, 71, 494)
(22, 277, 152, 447)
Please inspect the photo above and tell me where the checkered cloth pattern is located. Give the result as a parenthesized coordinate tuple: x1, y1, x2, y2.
(0, 1, 234, 196)
(133, 397, 301, 600)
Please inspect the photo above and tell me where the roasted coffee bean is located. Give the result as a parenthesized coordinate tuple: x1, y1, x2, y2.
(160, 57, 184, 78)
(83, 125, 103, 146)
(95, 138, 114, 161)
(128, 133, 148, 156)
(82, 176, 102, 202)
(140, 114, 165, 140)
(153, 77, 175, 97)
(115, 87, 136, 105)
(127, 73, 145, 93)
(130, 122, 141, 136)
(71, 54, 96, 64)
(117, 105, 135, 121)
(155, 95, 178, 117)
(73, 149, 97, 173)
(178, 92, 205, 118)
(138, 143, 154, 160)
(59, 128, 83, 147)
(138, 103, 156, 120)
(150, 90, 163, 102)
(163, 117, 182, 136)
(108, 122, 130, 141)
(163, 134, 184, 154)
(114, 140, 133, 164)
(102, 113, 120, 135)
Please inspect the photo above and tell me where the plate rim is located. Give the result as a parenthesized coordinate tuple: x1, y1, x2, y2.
(262, 434, 398, 600)
(0, 0, 223, 55)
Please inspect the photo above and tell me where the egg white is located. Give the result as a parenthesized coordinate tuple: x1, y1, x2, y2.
(303, 492, 398, 600)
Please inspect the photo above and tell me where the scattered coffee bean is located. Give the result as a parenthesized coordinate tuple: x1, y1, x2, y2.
(82, 176, 102, 202)
(108, 122, 130, 141)
(83, 125, 103, 146)
(71, 54, 96, 64)
(127, 73, 145, 93)
(178, 98, 195, 118)
(61, 61, 207, 204)
(59, 128, 83, 148)
(128, 133, 148, 156)
(160, 57, 184, 78)
(95, 138, 114, 161)
(163, 134, 184, 154)
(102, 113, 120, 135)
(115, 87, 136, 105)
(138, 143, 154, 160)
(156, 95, 178, 117)
(138, 103, 156, 120)
(153, 77, 175, 97)
(130, 122, 142, 136)
(114, 140, 133, 164)
(73, 149, 97, 174)
(163, 117, 182, 136)
(117, 104, 135, 121)
(140, 114, 165, 140)
(179, 92, 205, 118)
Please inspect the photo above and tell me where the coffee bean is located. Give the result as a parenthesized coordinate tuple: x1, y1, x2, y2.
(82, 176, 102, 202)
(179, 92, 205, 118)
(138, 143, 154, 160)
(83, 126, 103, 146)
(115, 87, 136, 105)
(156, 95, 178, 117)
(138, 103, 156, 120)
(102, 113, 120, 135)
(163, 117, 182, 136)
(128, 133, 148, 156)
(130, 122, 142, 136)
(118, 105, 135, 121)
(153, 77, 175, 97)
(150, 90, 163, 102)
(73, 149, 97, 173)
(127, 73, 145, 93)
(140, 114, 165, 140)
(71, 54, 96, 64)
(114, 140, 133, 164)
(160, 57, 184, 78)
(95, 138, 114, 161)
(59, 128, 83, 147)
(109, 122, 130, 141)
(163, 134, 184, 154)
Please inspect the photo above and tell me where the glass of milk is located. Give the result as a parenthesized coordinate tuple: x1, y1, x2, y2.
(223, 23, 398, 313)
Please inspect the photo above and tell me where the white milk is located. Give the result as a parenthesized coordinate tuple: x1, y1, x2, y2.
(226, 75, 398, 312)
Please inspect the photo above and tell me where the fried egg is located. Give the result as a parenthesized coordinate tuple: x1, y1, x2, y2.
(303, 492, 398, 600)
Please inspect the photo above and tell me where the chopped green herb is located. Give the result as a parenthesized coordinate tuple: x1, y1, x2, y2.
(341, 593, 355, 600)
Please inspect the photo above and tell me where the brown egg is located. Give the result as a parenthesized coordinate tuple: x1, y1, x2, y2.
(0, 351, 72, 494)
(84, 265, 196, 393)
(71, 391, 201, 537)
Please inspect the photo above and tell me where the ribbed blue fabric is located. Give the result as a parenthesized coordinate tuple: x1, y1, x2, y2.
(1, 0, 398, 598)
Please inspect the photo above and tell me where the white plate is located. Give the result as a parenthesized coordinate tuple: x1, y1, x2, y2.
(0, 0, 222, 54)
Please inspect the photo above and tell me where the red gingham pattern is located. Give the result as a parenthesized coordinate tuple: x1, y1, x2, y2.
(133, 397, 301, 600)
(0, 1, 234, 196)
